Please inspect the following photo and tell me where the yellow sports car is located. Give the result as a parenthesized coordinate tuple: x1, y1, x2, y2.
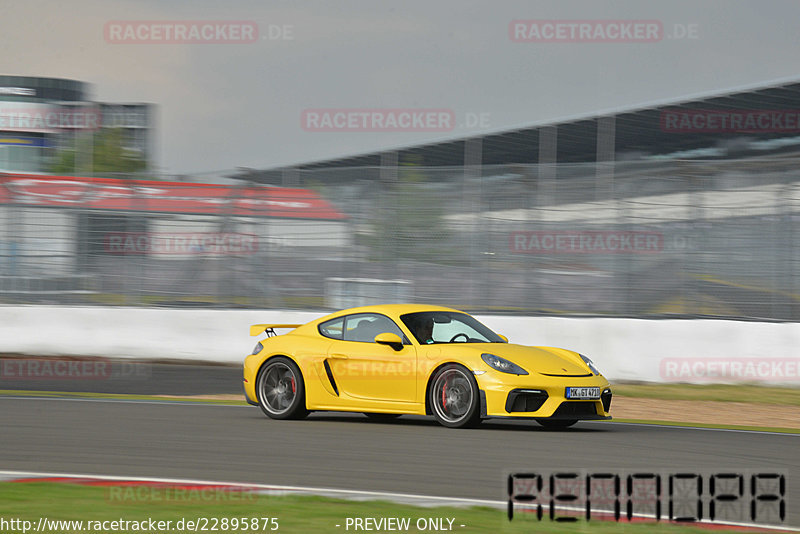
(243, 304, 611, 429)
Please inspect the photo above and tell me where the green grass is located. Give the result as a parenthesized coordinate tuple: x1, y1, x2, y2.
(613, 383, 800, 406)
(0, 482, 722, 533)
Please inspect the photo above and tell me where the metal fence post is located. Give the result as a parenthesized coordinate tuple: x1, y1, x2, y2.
(463, 137, 483, 309)
(380, 152, 398, 283)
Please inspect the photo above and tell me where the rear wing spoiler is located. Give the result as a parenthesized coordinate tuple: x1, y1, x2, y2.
(250, 324, 301, 337)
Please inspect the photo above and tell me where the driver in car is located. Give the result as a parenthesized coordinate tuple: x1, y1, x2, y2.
(410, 316, 435, 344)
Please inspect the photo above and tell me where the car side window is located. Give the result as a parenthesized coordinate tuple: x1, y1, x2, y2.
(318, 317, 344, 340)
(344, 313, 405, 343)
(433, 319, 483, 342)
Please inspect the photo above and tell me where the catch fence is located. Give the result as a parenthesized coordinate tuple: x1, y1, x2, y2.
(1, 158, 798, 320)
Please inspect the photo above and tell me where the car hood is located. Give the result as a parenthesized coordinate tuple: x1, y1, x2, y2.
(458, 343, 593, 376)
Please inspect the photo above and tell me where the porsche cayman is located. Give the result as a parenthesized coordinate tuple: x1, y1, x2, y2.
(243, 304, 612, 428)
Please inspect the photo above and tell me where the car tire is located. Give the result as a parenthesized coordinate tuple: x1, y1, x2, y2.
(536, 418, 577, 429)
(363, 413, 401, 421)
(429, 364, 481, 429)
(256, 357, 308, 420)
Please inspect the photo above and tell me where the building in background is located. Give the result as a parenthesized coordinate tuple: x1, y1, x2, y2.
(0, 75, 154, 173)
(0, 173, 349, 306)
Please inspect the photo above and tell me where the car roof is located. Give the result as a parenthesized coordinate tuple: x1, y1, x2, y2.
(319, 303, 463, 321)
(286, 304, 470, 338)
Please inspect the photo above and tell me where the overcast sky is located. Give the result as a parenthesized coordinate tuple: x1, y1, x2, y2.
(4, 0, 800, 175)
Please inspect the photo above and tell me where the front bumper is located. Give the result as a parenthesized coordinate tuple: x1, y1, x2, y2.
(244, 380, 258, 406)
(477, 372, 612, 420)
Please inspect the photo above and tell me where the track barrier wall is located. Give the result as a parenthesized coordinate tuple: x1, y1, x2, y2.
(1, 306, 797, 385)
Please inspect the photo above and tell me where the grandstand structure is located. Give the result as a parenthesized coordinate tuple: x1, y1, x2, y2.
(226, 77, 800, 321)
(236, 76, 800, 185)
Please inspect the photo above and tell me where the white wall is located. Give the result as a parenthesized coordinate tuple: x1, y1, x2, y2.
(0, 208, 75, 276)
(0, 306, 317, 363)
(0, 306, 798, 384)
(479, 316, 800, 385)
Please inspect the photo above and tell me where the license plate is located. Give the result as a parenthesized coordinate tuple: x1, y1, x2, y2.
(565, 387, 601, 400)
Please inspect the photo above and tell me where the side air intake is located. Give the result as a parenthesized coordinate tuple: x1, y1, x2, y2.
(323, 360, 339, 396)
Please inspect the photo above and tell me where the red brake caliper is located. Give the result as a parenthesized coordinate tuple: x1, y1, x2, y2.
(290, 377, 296, 394)
(441, 377, 448, 413)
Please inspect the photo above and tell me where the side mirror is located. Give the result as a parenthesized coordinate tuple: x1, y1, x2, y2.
(375, 332, 404, 351)
(498, 334, 508, 343)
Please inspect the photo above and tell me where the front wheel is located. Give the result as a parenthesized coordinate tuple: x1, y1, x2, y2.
(256, 357, 308, 420)
(536, 418, 577, 429)
(429, 364, 481, 428)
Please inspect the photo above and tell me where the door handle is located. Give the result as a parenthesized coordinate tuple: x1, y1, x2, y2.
(329, 353, 349, 360)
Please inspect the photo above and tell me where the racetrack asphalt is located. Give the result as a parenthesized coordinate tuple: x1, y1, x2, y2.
(1, 396, 798, 526)
(0, 361, 242, 395)
(1, 361, 797, 527)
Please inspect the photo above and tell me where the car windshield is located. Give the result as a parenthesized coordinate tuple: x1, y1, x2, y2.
(400, 311, 505, 345)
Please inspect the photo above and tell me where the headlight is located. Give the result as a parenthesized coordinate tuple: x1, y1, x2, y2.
(580, 354, 601, 376)
(251, 342, 263, 355)
(481, 353, 528, 375)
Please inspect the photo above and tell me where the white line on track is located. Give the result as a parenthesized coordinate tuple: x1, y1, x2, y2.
(0, 470, 797, 532)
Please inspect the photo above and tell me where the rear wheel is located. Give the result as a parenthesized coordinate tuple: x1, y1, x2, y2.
(256, 357, 308, 420)
(536, 418, 577, 429)
(429, 364, 481, 428)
